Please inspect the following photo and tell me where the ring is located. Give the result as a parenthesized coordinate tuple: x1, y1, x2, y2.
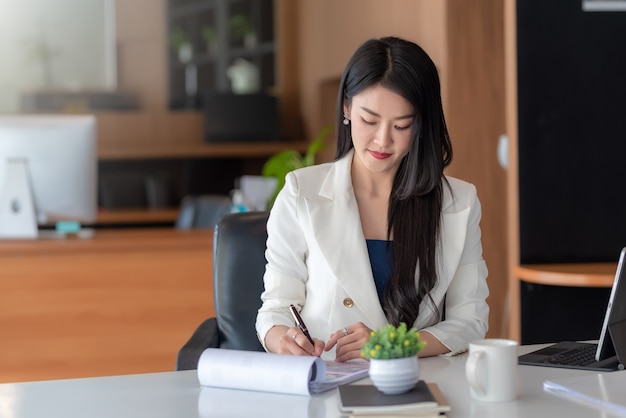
(343, 327, 349, 336)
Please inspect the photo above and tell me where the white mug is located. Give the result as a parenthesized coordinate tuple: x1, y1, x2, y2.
(465, 338, 519, 402)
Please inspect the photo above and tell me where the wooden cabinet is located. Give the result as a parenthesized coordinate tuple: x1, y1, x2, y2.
(0, 229, 215, 383)
(166, 0, 275, 109)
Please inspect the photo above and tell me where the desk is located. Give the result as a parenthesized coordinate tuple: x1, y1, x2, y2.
(0, 228, 214, 383)
(95, 208, 180, 226)
(0, 345, 616, 418)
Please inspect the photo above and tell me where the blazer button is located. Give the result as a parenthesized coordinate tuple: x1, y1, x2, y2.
(343, 298, 354, 308)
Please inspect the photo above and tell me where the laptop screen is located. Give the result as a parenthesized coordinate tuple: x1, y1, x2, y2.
(596, 247, 626, 362)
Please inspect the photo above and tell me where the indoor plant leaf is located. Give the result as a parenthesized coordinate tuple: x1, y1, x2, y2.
(262, 124, 332, 207)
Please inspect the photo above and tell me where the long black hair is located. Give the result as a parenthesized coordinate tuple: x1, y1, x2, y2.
(335, 36, 453, 326)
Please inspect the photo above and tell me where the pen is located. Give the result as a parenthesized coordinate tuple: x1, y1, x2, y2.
(289, 304, 315, 345)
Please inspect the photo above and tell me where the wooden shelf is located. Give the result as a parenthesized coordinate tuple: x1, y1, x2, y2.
(96, 209, 180, 225)
(514, 263, 616, 287)
(93, 112, 309, 161)
(98, 140, 309, 160)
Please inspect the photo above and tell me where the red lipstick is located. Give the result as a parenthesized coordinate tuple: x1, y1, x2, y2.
(369, 150, 391, 160)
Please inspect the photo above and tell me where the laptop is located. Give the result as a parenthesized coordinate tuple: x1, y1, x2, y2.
(518, 247, 626, 372)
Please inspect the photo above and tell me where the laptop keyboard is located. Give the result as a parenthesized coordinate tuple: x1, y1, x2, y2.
(545, 344, 598, 366)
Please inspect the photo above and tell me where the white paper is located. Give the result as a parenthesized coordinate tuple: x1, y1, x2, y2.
(310, 360, 370, 393)
(196, 348, 369, 396)
(239, 175, 277, 211)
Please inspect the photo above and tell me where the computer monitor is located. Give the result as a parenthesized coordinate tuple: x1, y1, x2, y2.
(0, 115, 97, 239)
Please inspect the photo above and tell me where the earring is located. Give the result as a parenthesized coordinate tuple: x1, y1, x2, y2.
(343, 114, 350, 125)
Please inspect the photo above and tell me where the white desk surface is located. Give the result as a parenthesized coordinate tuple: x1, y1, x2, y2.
(0, 345, 614, 418)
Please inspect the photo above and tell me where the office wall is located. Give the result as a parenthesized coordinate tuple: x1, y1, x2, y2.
(444, 1, 507, 338)
(296, 1, 446, 139)
(115, 0, 168, 110)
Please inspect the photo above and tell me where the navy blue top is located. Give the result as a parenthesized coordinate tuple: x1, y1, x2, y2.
(365, 239, 393, 303)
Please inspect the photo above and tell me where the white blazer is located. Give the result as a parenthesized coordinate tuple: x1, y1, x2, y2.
(256, 150, 489, 358)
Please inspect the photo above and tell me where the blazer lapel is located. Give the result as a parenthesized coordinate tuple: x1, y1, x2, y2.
(305, 151, 388, 327)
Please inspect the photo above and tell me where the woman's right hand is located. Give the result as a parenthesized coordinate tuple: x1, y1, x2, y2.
(265, 325, 325, 357)
(324, 322, 372, 362)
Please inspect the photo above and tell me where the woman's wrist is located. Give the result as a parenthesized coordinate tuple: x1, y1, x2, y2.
(264, 325, 289, 354)
(417, 330, 450, 357)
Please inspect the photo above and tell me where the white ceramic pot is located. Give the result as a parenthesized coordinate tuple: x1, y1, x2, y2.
(369, 356, 420, 395)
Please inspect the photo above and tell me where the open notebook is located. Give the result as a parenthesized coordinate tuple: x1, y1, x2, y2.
(518, 247, 626, 372)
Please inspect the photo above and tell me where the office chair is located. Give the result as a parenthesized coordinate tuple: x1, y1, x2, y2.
(175, 195, 232, 229)
(176, 211, 269, 371)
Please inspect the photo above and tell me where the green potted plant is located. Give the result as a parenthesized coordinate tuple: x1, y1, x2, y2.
(261, 124, 331, 206)
(229, 14, 256, 48)
(361, 323, 426, 394)
(169, 29, 193, 63)
(201, 26, 218, 56)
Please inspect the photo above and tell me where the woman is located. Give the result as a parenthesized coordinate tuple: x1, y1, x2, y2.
(255, 36, 489, 361)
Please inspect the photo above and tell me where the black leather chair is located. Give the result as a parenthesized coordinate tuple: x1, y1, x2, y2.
(175, 195, 232, 229)
(176, 211, 268, 371)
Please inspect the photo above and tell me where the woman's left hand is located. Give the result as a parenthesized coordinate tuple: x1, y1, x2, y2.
(324, 322, 372, 362)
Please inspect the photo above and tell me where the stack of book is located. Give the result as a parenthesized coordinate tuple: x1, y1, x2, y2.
(338, 381, 450, 417)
